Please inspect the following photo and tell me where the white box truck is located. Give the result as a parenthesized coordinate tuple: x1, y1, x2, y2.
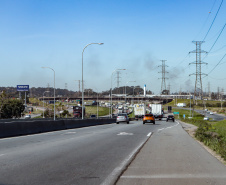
(177, 103, 186, 107)
(134, 104, 146, 120)
(150, 104, 163, 120)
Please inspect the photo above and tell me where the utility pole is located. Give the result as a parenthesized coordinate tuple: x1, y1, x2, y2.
(158, 60, 168, 94)
(189, 41, 207, 100)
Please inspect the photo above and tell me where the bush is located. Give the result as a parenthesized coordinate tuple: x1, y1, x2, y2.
(195, 122, 226, 161)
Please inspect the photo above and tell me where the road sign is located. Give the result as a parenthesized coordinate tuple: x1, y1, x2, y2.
(17, 85, 29, 91)
(173, 112, 179, 114)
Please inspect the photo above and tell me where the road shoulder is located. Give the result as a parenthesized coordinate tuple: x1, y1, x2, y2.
(179, 120, 226, 165)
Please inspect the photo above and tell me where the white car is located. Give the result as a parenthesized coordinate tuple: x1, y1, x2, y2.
(116, 113, 129, 124)
(203, 117, 209, 120)
(24, 115, 31, 119)
(209, 112, 214, 115)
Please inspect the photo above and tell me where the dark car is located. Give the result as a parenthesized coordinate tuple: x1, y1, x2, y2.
(90, 114, 96, 118)
(166, 115, 174, 122)
(74, 111, 81, 118)
(154, 114, 163, 120)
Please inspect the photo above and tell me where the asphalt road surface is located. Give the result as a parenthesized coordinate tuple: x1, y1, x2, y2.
(0, 120, 165, 185)
(117, 120, 226, 185)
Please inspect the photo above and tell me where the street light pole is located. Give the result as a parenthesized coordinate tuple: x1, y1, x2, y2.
(82, 43, 104, 119)
(111, 69, 126, 117)
(43, 91, 50, 118)
(42, 67, 56, 121)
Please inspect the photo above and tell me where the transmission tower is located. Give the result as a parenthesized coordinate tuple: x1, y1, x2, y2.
(116, 71, 121, 88)
(208, 82, 210, 98)
(74, 80, 80, 96)
(167, 83, 171, 94)
(158, 60, 168, 94)
(189, 41, 207, 99)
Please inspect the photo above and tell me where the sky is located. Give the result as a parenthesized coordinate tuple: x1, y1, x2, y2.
(0, 0, 225, 94)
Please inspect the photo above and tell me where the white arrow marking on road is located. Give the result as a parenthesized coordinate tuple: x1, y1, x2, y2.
(117, 132, 133, 136)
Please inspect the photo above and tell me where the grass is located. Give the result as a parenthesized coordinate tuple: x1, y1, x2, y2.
(85, 106, 110, 117)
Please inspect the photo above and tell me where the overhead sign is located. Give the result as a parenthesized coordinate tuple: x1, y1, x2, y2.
(17, 85, 29, 92)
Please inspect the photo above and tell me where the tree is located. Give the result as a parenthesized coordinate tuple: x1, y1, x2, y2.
(1, 99, 24, 118)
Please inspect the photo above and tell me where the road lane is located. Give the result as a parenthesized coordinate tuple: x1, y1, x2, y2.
(0, 120, 168, 185)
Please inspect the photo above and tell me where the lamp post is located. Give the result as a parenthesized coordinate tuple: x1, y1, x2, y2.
(111, 69, 126, 117)
(42, 67, 56, 120)
(82, 43, 104, 119)
(43, 91, 50, 118)
(125, 81, 136, 103)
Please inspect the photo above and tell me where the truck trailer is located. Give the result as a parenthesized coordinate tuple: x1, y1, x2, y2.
(149, 104, 163, 120)
(134, 104, 146, 120)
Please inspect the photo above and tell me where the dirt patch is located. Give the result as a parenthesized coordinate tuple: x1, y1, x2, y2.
(179, 120, 226, 165)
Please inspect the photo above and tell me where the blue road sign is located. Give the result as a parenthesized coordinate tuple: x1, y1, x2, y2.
(17, 85, 29, 91)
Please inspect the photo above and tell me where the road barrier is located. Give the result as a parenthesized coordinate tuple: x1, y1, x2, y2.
(0, 118, 116, 138)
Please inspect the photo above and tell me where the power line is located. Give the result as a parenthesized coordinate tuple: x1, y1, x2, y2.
(203, 23, 226, 60)
(203, 0, 224, 41)
(208, 23, 226, 53)
(207, 53, 226, 75)
(194, 0, 217, 40)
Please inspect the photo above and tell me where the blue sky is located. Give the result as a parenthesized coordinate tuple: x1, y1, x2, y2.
(0, 0, 225, 94)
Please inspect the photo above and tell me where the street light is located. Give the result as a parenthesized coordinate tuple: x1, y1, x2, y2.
(42, 67, 56, 121)
(43, 91, 50, 118)
(111, 69, 126, 117)
(125, 81, 136, 103)
(82, 43, 104, 119)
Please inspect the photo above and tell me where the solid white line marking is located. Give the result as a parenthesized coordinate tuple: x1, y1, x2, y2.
(121, 174, 226, 179)
(101, 139, 148, 185)
(117, 132, 133, 135)
(147, 132, 152, 137)
(158, 121, 179, 132)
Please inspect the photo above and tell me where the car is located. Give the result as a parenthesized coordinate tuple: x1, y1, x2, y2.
(24, 115, 31, 119)
(210, 112, 214, 115)
(166, 115, 174, 122)
(154, 114, 163, 120)
(90, 114, 96, 118)
(74, 111, 81, 118)
(143, 114, 155, 124)
(116, 113, 129, 124)
(203, 117, 209, 120)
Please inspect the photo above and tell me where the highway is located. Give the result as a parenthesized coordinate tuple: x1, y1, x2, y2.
(0, 120, 164, 185)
